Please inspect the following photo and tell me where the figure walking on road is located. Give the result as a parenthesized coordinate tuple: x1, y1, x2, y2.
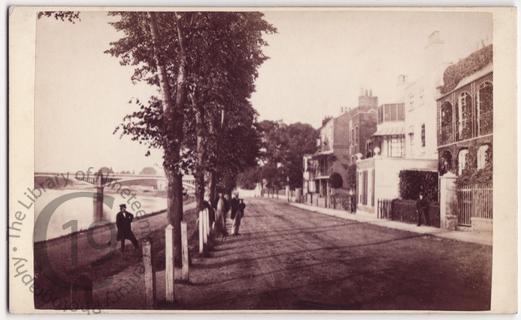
(416, 192, 430, 226)
(216, 193, 229, 237)
(116, 204, 139, 253)
(232, 199, 246, 236)
(230, 193, 240, 220)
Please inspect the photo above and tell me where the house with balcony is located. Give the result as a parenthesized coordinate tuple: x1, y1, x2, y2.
(357, 101, 438, 214)
(356, 103, 406, 212)
(355, 32, 445, 214)
(303, 90, 378, 208)
(302, 154, 317, 195)
(308, 113, 350, 207)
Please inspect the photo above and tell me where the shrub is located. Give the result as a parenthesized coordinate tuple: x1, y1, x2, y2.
(329, 172, 343, 189)
(456, 147, 492, 187)
(399, 170, 438, 202)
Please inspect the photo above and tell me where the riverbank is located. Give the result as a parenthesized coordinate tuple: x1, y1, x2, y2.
(34, 200, 197, 309)
(34, 197, 193, 245)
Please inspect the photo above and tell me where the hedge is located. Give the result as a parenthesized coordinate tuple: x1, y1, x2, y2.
(399, 170, 438, 202)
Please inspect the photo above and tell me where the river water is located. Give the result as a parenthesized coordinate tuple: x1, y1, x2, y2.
(34, 188, 167, 242)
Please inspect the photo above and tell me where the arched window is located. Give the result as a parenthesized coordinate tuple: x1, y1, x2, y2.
(477, 144, 491, 170)
(478, 81, 493, 135)
(458, 149, 469, 175)
(457, 92, 472, 140)
(440, 101, 453, 143)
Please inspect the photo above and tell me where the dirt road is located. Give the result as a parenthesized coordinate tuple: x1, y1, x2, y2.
(165, 197, 492, 310)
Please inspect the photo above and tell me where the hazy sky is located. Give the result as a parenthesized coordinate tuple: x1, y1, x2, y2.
(35, 10, 492, 172)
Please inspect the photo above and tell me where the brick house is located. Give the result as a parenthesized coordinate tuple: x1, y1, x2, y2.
(304, 90, 378, 207)
(436, 44, 493, 230)
(437, 45, 493, 177)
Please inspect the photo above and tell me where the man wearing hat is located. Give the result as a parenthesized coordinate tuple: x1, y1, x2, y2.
(116, 204, 139, 252)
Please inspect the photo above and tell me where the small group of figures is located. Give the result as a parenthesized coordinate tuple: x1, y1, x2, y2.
(113, 192, 248, 254)
(212, 192, 246, 237)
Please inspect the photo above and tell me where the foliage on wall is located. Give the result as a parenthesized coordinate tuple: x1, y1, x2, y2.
(455, 147, 492, 187)
(459, 93, 473, 140)
(399, 170, 439, 203)
(439, 45, 492, 95)
(329, 172, 343, 189)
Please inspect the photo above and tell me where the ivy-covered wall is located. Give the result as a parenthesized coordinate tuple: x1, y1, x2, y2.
(438, 45, 492, 95)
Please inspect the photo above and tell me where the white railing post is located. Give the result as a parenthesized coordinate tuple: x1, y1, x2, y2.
(202, 209, 208, 245)
(205, 209, 210, 238)
(198, 211, 204, 254)
(142, 238, 156, 308)
(181, 221, 189, 281)
(164, 225, 175, 303)
(439, 173, 458, 230)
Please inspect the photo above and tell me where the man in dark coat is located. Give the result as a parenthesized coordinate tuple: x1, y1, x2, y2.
(416, 192, 430, 226)
(223, 193, 231, 220)
(116, 204, 139, 252)
(348, 188, 356, 213)
(232, 199, 246, 236)
(230, 193, 240, 220)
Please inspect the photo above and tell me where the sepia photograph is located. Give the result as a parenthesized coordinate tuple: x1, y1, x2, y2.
(7, 6, 517, 314)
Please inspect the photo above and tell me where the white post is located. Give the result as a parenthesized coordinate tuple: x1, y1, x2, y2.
(181, 221, 189, 281)
(440, 173, 458, 230)
(142, 239, 156, 308)
(205, 209, 210, 238)
(198, 211, 204, 254)
(164, 225, 175, 303)
(202, 209, 208, 245)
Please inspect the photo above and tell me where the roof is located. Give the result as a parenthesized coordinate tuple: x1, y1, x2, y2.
(312, 150, 334, 158)
(438, 45, 493, 95)
(373, 123, 405, 136)
(451, 63, 492, 93)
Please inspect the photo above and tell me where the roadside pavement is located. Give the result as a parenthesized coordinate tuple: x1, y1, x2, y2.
(290, 201, 492, 246)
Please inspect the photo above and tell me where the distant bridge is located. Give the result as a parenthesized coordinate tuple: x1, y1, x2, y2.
(34, 172, 196, 193)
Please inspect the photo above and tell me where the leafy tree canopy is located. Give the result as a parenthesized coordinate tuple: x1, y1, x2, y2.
(257, 120, 318, 189)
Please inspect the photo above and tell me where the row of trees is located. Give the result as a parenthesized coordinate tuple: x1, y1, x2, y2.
(41, 11, 276, 265)
(109, 12, 276, 265)
(237, 120, 318, 192)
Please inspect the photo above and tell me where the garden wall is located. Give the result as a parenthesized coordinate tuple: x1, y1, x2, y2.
(391, 199, 440, 227)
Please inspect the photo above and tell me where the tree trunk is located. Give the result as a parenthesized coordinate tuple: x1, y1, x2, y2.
(194, 104, 206, 212)
(148, 11, 185, 267)
(209, 170, 217, 206)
